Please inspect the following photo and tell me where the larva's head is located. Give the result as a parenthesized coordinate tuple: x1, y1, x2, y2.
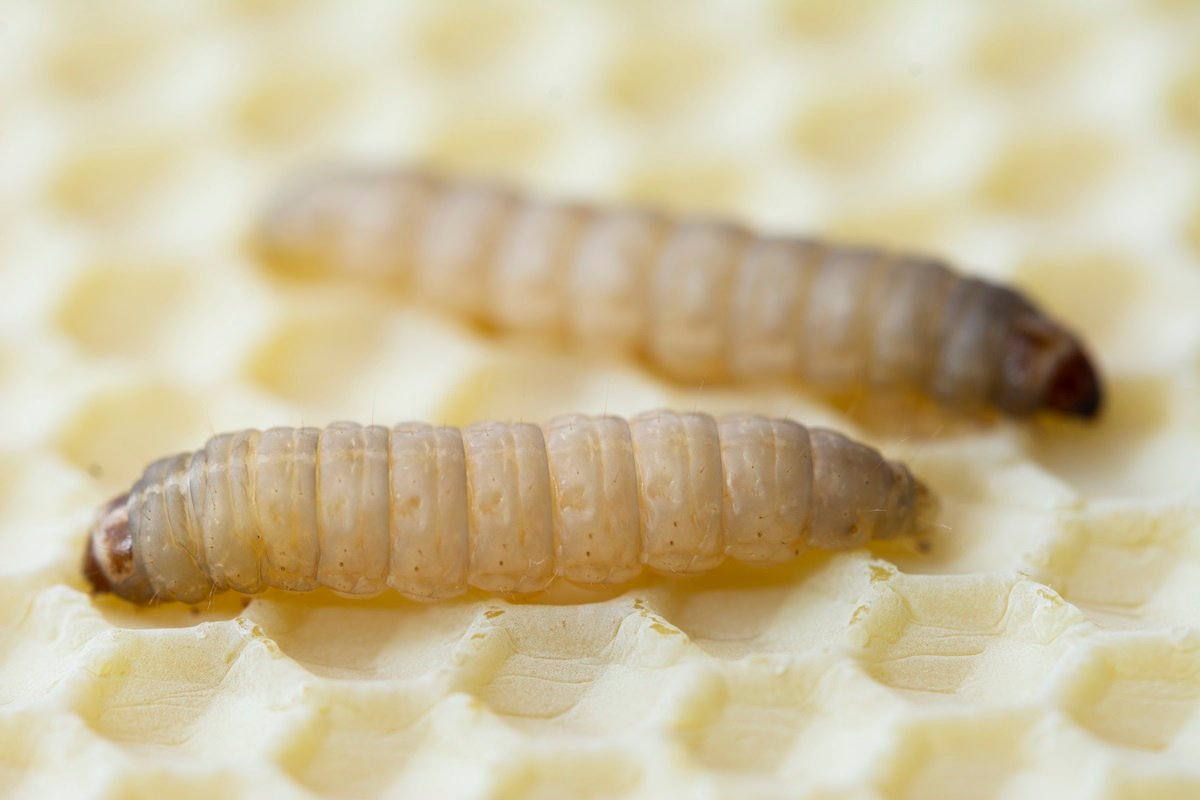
(996, 313, 1103, 420)
(83, 493, 154, 603)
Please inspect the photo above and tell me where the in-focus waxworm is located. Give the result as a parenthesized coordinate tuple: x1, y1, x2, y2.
(255, 167, 1103, 420)
(83, 411, 936, 605)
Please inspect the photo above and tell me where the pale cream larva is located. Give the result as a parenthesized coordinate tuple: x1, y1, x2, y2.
(255, 168, 1103, 419)
(83, 412, 935, 604)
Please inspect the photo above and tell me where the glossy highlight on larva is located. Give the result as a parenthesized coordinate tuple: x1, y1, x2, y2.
(83, 411, 936, 605)
(255, 167, 1103, 420)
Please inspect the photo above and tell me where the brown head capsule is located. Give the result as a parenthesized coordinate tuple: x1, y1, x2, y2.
(83, 493, 155, 603)
(255, 168, 1104, 422)
(83, 412, 937, 605)
(1002, 313, 1102, 418)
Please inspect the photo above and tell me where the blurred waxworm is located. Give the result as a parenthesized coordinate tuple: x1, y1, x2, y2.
(83, 411, 935, 604)
(254, 168, 1102, 419)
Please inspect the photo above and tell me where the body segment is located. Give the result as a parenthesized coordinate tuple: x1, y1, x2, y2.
(257, 168, 1102, 419)
(84, 411, 935, 604)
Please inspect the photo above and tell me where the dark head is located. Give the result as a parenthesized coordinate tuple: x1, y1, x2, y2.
(83, 493, 154, 603)
(996, 313, 1103, 420)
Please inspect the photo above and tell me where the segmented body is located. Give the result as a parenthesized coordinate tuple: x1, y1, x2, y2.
(256, 168, 1102, 419)
(84, 411, 934, 604)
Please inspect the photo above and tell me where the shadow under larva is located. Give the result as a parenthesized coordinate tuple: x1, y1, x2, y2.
(253, 166, 1103, 422)
(83, 411, 937, 606)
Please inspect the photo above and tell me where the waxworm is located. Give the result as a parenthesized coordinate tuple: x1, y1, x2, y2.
(83, 411, 935, 604)
(255, 167, 1102, 419)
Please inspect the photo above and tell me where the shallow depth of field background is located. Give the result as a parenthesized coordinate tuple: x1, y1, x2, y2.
(1, 2, 1200, 798)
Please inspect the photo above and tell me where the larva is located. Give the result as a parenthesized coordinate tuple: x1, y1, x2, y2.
(83, 411, 935, 605)
(255, 167, 1102, 419)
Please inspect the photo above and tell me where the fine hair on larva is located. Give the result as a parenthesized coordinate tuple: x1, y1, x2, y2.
(255, 166, 1103, 420)
(83, 411, 936, 605)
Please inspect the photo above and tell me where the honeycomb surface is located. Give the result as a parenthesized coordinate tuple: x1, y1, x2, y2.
(2, 2, 1200, 798)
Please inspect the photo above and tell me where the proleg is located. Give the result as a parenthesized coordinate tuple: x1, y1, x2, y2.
(82, 411, 936, 605)
(255, 167, 1103, 420)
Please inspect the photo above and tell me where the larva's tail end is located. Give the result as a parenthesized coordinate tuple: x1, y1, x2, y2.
(249, 215, 328, 282)
(82, 493, 147, 601)
(910, 478, 941, 551)
(249, 174, 336, 281)
(1042, 346, 1103, 420)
